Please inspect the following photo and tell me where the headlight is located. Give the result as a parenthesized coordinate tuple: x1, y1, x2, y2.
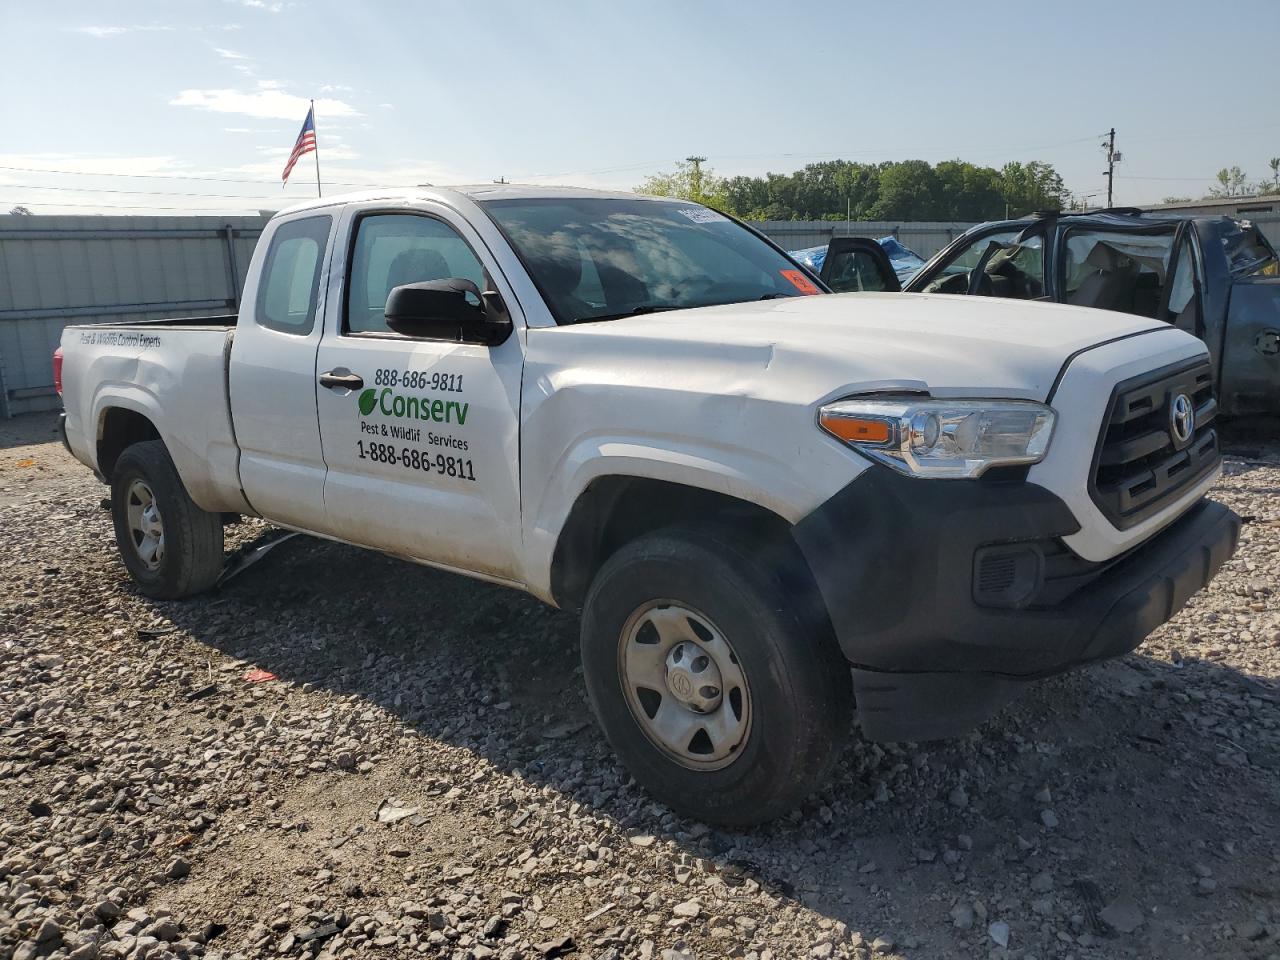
(819, 397, 1055, 478)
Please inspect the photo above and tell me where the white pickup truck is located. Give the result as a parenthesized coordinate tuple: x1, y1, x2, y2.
(57, 186, 1240, 825)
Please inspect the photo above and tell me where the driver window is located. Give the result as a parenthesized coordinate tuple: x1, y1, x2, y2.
(980, 235, 1045, 299)
(922, 230, 1045, 300)
(346, 214, 486, 334)
(921, 230, 1017, 294)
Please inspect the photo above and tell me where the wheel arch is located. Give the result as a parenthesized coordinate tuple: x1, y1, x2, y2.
(550, 475, 828, 627)
(96, 403, 163, 480)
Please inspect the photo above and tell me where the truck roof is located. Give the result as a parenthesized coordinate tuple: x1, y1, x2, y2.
(271, 184, 671, 218)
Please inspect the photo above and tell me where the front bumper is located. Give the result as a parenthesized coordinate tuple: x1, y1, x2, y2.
(792, 465, 1240, 741)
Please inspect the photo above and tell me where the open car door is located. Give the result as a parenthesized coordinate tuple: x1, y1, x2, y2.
(820, 238, 901, 293)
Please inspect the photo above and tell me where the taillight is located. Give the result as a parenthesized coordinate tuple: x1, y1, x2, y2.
(53, 347, 64, 397)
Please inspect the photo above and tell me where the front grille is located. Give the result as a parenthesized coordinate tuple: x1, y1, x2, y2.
(1090, 358, 1219, 529)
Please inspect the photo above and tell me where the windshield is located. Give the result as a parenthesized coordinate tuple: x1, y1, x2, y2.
(1222, 221, 1279, 278)
(480, 197, 820, 324)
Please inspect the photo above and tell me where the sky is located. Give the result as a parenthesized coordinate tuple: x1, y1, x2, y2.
(2, 0, 1278, 217)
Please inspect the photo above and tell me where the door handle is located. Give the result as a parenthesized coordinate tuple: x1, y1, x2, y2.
(319, 369, 364, 390)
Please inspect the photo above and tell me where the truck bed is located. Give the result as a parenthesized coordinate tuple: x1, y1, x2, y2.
(80, 313, 239, 330)
(59, 318, 250, 515)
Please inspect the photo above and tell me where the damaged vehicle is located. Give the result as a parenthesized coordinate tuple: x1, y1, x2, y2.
(819, 210, 1280, 416)
(56, 187, 1239, 825)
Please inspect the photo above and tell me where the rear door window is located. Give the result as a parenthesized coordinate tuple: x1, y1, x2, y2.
(1062, 230, 1175, 318)
(256, 215, 332, 335)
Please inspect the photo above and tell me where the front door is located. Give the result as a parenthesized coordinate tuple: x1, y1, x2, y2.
(314, 205, 525, 582)
(820, 238, 901, 293)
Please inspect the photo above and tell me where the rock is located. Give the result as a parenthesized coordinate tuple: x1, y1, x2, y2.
(94, 900, 121, 920)
(629, 834, 656, 848)
(1196, 877, 1218, 896)
(12, 943, 39, 960)
(672, 899, 701, 919)
(34, 918, 62, 947)
(1039, 809, 1058, 828)
(1033, 785, 1052, 803)
(871, 935, 894, 954)
(988, 921, 1010, 947)
(542, 720, 587, 740)
(1030, 871, 1054, 893)
(948, 785, 969, 808)
(950, 903, 974, 930)
(957, 834, 973, 851)
(374, 799, 419, 824)
(28, 799, 53, 818)
(534, 935, 575, 957)
(1099, 896, 1145, 933)
(165, 857, 190, 879)
(1235, 919, 1265, 941)
(145, 919, 181, 941)
(810, 944, 834, 959)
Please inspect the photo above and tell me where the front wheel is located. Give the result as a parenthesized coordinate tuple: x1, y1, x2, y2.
(581, 527, 852, 826)
(110, 440, 224, 599)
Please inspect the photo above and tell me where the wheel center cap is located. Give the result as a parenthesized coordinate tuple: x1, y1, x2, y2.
(664, 641, 723, 713)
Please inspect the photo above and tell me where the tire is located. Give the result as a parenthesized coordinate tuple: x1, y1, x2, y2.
(110, 440, 224, 599)
(580, 526, 852, 826)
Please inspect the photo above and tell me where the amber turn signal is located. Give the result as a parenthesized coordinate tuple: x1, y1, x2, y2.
(819, 414, 892, 445)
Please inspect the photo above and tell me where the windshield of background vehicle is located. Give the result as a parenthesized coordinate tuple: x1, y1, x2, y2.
(480, 197, 820, 324)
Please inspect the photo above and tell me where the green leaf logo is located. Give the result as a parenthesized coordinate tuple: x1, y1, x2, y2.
(358, 388, 378, 416)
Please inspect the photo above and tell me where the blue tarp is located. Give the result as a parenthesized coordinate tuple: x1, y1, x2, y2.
(790, 236, 927, 284)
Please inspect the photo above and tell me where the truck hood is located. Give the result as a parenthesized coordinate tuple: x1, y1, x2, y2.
(546, 292, 1167, 402)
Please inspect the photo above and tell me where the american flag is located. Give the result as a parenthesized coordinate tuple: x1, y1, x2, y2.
(281, 104, 317, 185)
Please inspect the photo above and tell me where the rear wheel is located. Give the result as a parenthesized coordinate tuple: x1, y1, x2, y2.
(581, 527, 852, 826)
(110, 440, 223, 599)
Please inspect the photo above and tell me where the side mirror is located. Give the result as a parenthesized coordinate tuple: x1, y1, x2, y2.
(385, 278, 482, 340)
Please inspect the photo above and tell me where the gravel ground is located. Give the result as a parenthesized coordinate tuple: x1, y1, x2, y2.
(1, 412, 1278, 960)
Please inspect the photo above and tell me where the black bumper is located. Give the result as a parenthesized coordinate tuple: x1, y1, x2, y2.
(792, 466, 1240, 742)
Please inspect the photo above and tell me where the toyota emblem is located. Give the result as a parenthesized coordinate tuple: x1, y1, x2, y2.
(1170, 393, 1195, 446)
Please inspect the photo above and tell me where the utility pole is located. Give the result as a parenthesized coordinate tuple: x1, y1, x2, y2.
(686, 155, 707, 197)
(1102, 128, 1122, 207)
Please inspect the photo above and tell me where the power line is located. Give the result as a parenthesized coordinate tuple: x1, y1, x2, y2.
(2, 182, 285, 200)
(0, 163, 398, 188)
(0, 199, 270, 212)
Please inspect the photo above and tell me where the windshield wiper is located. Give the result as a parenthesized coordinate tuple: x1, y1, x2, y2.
(574, 305, 681, 324)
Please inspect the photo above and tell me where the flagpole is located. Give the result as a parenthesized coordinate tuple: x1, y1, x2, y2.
(311, 99, 322, 198)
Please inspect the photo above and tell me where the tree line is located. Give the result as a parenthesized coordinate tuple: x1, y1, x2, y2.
(638, 158, 1070, 222)
(1162, 159, 1280, 204)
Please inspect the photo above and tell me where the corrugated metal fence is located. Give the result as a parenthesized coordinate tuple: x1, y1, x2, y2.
(0, 214, 266, 417)
(4, 211, 1277, 417)
(751, 220, 977, 258)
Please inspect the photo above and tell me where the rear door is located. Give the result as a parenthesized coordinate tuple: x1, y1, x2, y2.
(820, 238, 901, 293)
(313, 201, 526, 582)
(1215, 221, 1280, 415)
(229, 212, 336, 531)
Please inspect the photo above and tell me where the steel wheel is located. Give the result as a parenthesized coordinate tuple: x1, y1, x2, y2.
(618, 601, 751, 770)
(125, 479, 165, 571)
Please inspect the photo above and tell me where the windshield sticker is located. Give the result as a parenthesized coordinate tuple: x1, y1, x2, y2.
(780, 270, 820, 295)
(676, 207, 726, 224)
